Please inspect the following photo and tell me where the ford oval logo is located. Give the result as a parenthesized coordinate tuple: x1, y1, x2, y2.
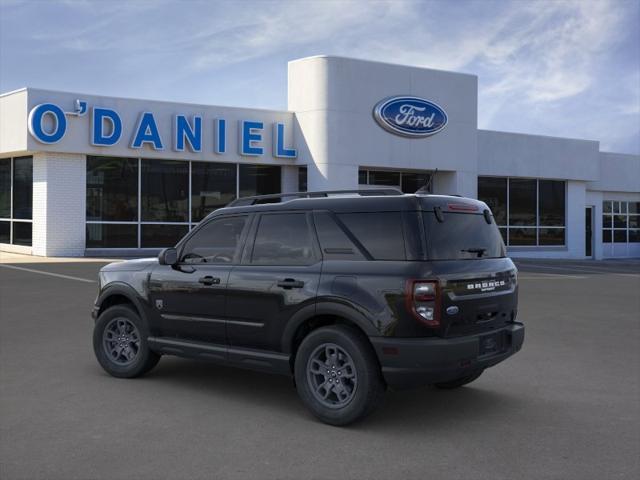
(373, 96, 447, 138)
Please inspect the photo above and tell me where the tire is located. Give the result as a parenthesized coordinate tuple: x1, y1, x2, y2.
(93, 304, 160, 378)
(433, 370, 483, 389)
(294, 325, 385, 426)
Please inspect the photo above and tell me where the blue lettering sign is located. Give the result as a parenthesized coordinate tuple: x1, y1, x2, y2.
(131, 112, 164, 150)
(91, 107, 122, 146)
(273, 123, 297, 158)
(240, 120, 264, 156)
(27, 99, 299, 159)
(215, 119, 226, 154)
(175, 115, 202, 152)
(28, 103, 67, 144)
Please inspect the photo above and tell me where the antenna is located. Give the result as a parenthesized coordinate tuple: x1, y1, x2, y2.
(416, 168, 438, 194)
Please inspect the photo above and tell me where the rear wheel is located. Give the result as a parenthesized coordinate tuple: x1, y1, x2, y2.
(93, 304, 160, 378)
(433, 370, 483, 389)
(294, 325, 385, 426)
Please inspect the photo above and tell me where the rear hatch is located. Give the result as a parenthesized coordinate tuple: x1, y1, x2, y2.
(421, 205, 518, 338)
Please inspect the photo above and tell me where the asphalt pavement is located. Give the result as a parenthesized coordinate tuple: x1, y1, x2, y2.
(0, 258, 638, 480)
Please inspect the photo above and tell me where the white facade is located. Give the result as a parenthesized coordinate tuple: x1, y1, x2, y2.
(1, 55, 638, 258)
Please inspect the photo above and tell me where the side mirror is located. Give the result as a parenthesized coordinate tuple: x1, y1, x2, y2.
(158, 247, 178, 266)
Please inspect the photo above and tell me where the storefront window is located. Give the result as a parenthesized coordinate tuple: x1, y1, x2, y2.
(0, 156, 33, 246)
(239, 164, 281, 198)
(359, 168, 432, 193)
(191, 162, 236, 223)
(538, 180, 565, 226)
(499, 227, 507, 244)
(509, 227, 537, 246)
(85, 158, 283, 249)
(12, 222, 32, 246)
(478, 176, 566, 247)
(538, 228, 566, 246)
(298, 166, 307, 192)
(141, 159, 189, 222)
(0, 159, 10, 218)
(86, 224, 138, 249)
(602, 200, 639, 244)
(0, 220, 10, 243)
(401, 172, 431, 193)
(478, 177, 507, 226)
(141, 224, 189, 248)
(87, 156, 138, 221)
(613, 230, 627, 243)
(367, 170, 400, 187)
(508, 179, 536, 226)
(12, 156, 32, 220)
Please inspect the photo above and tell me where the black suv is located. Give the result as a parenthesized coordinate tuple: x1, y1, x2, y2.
(92, 189, 524, 425)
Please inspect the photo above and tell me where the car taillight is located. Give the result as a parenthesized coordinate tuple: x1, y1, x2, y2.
(406, 280, 440, 327)
(447, 203, 479, 212)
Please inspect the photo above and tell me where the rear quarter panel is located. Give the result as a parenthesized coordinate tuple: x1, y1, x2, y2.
(316, 260, 437, 337)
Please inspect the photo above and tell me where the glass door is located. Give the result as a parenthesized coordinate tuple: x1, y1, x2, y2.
(585, 206, 593, 257)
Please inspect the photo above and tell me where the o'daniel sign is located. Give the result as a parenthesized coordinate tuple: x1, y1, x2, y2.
(373, 96, 447, 138)
(26, 99, 297, 158)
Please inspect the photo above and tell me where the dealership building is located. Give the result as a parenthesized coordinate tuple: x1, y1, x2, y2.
(1, 56, 638, 259)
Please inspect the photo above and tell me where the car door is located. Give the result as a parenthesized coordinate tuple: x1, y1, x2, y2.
(226, 211, 322, 352)
(148, 214, 250, 345)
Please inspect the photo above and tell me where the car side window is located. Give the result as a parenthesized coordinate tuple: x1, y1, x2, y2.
(251, 213, 315, 265)
(337, 212, 406, 260)
(313, 212, 366, 260)
(180, 216, 247, 264)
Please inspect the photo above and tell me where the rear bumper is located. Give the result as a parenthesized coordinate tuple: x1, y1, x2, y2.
(370, 323, 524, 390)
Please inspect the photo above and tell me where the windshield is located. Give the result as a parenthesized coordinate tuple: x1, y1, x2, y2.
(423, 212, 506, 260)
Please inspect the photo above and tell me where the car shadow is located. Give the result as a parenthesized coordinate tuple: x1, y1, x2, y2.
(364, 385, 524, 432)
(138, 357, 525, 431)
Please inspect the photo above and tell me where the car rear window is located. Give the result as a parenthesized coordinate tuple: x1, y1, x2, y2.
(423, 212, 505, 260)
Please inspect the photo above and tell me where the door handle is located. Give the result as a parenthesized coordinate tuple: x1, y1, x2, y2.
(198, 276, 221, 286)
(277, 278, 305, 289)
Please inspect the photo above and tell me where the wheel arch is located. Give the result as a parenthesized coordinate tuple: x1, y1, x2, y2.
(96, 283, 148, 323)
(282, 301, 380, 372)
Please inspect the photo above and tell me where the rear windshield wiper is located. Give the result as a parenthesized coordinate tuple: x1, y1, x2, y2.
(460, 248, 487, 258)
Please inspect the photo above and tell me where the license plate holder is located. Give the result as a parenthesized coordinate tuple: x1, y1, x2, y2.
(479, 332, 503, 356)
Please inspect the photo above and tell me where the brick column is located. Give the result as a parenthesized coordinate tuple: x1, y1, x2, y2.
(32, 152, 86, 257)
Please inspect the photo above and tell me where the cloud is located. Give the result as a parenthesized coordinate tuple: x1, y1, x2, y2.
(479, 0, 623, 103)
(0, 0, 638, 153)
(187, 0, 414, 71)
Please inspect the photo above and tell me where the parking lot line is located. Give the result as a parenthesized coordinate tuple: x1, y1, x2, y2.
(517, 263, 629, 275)
(0, 264, 96, 283)
(518, 274, 586, 279)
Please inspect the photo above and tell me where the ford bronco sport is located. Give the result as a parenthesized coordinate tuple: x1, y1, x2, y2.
(92, 189, 524, 425)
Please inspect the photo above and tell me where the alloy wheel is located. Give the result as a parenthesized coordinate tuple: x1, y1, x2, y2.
(306, 343, 358, 408)
(102, 317, 141, 366)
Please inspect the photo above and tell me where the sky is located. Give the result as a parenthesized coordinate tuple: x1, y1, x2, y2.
(1, 0, 639, 154)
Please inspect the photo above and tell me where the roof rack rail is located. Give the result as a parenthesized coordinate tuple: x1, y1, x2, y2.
(227, 188, 403, 207)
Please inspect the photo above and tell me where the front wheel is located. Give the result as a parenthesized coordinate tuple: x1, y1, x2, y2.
(294, 325, 385, 426)
(433, 370, 483, 389)
(93, 304, 160, 378)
